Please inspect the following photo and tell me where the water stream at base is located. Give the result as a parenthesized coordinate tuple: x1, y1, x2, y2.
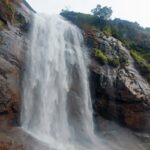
(21, 14, 146, 150)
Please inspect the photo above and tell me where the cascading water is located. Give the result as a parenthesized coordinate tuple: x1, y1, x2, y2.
(21, 14, 146, 150)
(21, 14, 97, 150)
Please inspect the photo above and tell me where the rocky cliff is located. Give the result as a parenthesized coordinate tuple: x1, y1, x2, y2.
(61, 10, 150, 130)
(58, 13, 150, 147)
(0, 0, 33, 149)
(82, 28, 150, 149)
(82, 28, 150, 131)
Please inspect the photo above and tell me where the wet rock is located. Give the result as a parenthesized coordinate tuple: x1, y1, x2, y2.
(0, 0, 33, 127)
(84, 29, 150, 130)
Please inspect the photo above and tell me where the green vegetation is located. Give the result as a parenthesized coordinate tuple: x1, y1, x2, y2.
(91, 4, 112, 20)
(61, 10, 113, 36)
(130, 50, 146, 64)
(144, 27, 150, 34)
(94, 49, 120, 67)
(61, 5, 150, 80)
(95, 48, 107, 65)
(61, 9, 150, 59)
(0, 20, 5, 30)
(130, 50, 150, 73)
(108, 57, 120, 67)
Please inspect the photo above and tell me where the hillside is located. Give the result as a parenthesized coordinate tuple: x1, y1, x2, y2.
(61, 11, 150, 148)
(61, 10, 150, 83)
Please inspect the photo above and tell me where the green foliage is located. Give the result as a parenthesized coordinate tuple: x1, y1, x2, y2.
(130, 50, 146, 64)
(103, 26, 112, 36)
(144, 65, 150, 73)
(95, 48, 107, 64)
(61, 10, 150, 75)
(145, 28, 150, 34)
(130, 50, 150, 73)
(61, 10, 150, 55)
(108, 57, 120, 67)
(91, 4, 112, 20)
(61, 10, 113, 36)
(0, 20, 5, 30)
(142, 52, 150, 63)
(63, 11, 150, 61)
(61, 10, 100, 28)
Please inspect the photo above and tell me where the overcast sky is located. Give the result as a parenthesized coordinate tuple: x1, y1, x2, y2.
(27, 0, 150, 27)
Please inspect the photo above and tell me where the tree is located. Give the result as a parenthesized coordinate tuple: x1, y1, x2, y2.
(91, 4, 112, 20)
(145, 27, 150, 33)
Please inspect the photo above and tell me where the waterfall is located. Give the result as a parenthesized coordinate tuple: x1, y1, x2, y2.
(21, 14, 96, 150)
(21, 14, 145, 150)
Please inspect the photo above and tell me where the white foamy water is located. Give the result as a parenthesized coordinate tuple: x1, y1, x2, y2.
(21, 14, 146, 150)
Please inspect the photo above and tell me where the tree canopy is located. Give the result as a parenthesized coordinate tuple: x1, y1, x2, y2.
(91, 4, 112, 20)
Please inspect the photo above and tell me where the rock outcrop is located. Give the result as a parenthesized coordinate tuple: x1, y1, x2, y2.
(0, 0, 32, 125)
(60, 12, 150, 131)
(83, 28, 150, 130)
(0, 0, 33, 148)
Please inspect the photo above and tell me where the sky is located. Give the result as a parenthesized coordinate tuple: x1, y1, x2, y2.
(26, 0, 150, 27)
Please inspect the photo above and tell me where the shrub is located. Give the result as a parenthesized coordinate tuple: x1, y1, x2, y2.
(95, 48, 107, 64)
(130, 50, 150, 73)
(0, 20, 5, 30)
(144, 65, 150, 73)
(130, 50, 146, 64)
(108, 57, 120, 67)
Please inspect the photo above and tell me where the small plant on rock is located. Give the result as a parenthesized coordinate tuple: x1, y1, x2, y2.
(108, 57, 120, 67)
(95, 48, 107, 65)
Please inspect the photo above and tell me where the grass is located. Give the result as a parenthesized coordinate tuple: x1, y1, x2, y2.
(130, 50, 147, 65)
(108, 57, 120, 67)
(95, 48, 107, 65)
(0, 21, 5, 31)
(130, 50, 150, 73)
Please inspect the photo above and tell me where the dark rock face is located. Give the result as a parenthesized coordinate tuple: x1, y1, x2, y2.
(0, 0, 33, 148)
(0, 0, 32, 126)
(0, 29, 23, 125)
(83, 28, 150, 130)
